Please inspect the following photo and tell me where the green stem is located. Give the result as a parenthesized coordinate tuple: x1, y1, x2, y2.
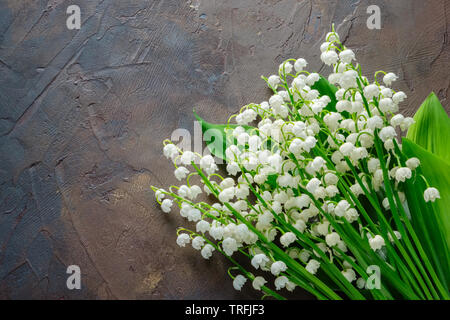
(192, 163, 343, 300)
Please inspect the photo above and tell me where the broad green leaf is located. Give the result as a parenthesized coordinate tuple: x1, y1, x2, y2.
(311, 76, 339, 144)
(311, 75, 338, 112)
(266, 174, 278, 189)
(404, 93, 450, 287)
(406, 92, 450, 163)
(402, 137, 450, 287)
(194, 111, 255, 161)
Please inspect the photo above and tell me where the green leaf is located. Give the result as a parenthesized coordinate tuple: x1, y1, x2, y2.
(311, 76, 339, 144)
(194, 111, 255, 161)
(402, 138, 450, 287)
(266, 174, 278, 189)
(406, 92, 450, 163)
(404, 93, 450, 288)
(311, 75, 338, 112)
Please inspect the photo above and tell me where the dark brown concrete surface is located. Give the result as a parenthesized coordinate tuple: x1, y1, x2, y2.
(0, 0, 449, 299)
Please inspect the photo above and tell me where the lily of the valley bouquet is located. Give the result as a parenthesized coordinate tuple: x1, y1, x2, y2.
(152, 27, 450, 300)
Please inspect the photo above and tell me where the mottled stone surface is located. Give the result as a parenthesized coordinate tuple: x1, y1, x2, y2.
(0, 0, 449, 299)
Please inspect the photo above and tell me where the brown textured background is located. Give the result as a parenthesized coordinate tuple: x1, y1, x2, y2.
(0, 0, 449, 299)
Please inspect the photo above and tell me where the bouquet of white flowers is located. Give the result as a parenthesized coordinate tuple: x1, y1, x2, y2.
(152, 26, 450, 300)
